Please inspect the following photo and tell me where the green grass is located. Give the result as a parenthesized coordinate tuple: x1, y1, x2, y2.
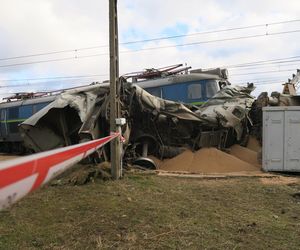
(1, 174, 300, 249)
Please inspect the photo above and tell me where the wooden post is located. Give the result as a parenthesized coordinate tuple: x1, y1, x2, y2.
(109, 0, 121, 179)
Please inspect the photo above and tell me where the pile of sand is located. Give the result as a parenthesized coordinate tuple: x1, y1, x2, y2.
(159, 147, 260, 174)
(229, 144, 261, 167)
(247, 136, 261, 152)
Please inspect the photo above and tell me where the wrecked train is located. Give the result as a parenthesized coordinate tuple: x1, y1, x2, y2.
(0, 65, 230, 154)
(17, 81, 255, 169)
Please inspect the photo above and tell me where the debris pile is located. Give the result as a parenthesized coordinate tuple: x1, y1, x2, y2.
(159, 147, 260, 174)
(250, 91, 300, 144)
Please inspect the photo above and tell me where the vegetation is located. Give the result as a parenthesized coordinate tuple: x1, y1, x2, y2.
(1, 173, 300, 249)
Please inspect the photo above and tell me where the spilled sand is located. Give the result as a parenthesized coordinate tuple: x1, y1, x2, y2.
(229, 144, 261, 167)
(247, 136, 261, 152)
(159, 147, 260, 174)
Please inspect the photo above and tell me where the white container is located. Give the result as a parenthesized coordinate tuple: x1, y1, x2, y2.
(263, 106, 300, 172)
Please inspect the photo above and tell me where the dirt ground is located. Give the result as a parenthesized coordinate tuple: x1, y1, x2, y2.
(1, 172, 300, 249)
(0, 154, 19, 162)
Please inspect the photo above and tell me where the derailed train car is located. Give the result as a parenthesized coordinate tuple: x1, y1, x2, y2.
(0, 95, 56, 152)
(18, 82, 255, 168)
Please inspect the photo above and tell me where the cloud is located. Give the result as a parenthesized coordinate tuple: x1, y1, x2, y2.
(0, 0, 299, 99)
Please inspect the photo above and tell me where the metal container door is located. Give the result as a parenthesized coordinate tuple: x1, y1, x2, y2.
(263, 110, 284, 171)
(284, 111, 300, 171)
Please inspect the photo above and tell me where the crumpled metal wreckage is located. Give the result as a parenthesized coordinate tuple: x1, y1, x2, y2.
(19, 82, 256, 169)
(197, 84, 255, 141)
(249, 91, 300, 144)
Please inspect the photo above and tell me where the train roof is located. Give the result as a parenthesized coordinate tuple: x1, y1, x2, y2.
(135, 72, 225, 89)
(0, 95, 57, 108)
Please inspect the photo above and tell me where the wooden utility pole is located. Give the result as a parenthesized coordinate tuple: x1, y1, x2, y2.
(109, 0, 122, 179)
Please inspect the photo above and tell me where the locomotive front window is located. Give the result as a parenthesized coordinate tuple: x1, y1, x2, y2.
(187, 84, 202, 99)
(206, 80, 219, 98)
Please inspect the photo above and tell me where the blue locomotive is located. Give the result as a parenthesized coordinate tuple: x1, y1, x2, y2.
(0, 94, 56, 152)
(128, 64, 229, 105)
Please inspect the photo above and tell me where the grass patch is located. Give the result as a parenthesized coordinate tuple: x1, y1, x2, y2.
(0, 174, 300, 249)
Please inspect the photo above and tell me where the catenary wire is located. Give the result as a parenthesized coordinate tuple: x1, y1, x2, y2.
(0, 29, 300, 68)
(0, 18, 299, 62)
(231, 68, 297, 76)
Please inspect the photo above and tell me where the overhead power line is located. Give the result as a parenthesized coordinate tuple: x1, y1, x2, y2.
(225, 58, 300, 69)
(0, 47, 102, 62)
(227, 59, 300, 69)
(205, 55, 300, 70)
(241, 81, 287, 86)
(123, 29, 300, 53)
(0, 77, 285, 91)
(235, 78, 287, 84)
(120, 19, 300, 44)
(229, 61, 300, 71)
(1, 68, 295, 89)
(231, 68, 297, 76)
(1, 29, 300, 69)
(0, 57, 298, 85)
(0, 18, 299, 62)
(0, 79, 98, 88)
(0, 53, 108, 68)
(0, 74, 108, 82)
(232, 75, 292, 82)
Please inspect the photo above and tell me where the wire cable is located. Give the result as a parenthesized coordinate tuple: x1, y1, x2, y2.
(1, 29, 300, 69)
(0, 74, 108, 82)
(232, 75, 292, 82)
(0, 18, 299, 62)
(231, 68, 297, 76)
(229, 61, 300, 71)
(0, 78, 104, 88)
(122, 30, 300, 53)
(120, 19, 300, 44)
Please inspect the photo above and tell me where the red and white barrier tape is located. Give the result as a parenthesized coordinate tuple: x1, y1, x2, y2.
(0, 133, 119, 210)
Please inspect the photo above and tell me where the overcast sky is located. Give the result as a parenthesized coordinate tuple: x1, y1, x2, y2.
(0, 0, 299, 99)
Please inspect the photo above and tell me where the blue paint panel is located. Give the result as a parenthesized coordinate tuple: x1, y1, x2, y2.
(34, 102, 49, 113)
(8, 107, 19, 119)
(19, 105, 33, 119)
(162, 83, 188, 102)
(147, 87, 161, 98)
(0, 109, 5, 121)
(145, 80, 213, 104)
(0, 109, 7, 137)
(0, 100, 52, 144)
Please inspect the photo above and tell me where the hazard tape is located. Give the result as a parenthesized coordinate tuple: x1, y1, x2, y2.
(0, 133, 119, 210)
